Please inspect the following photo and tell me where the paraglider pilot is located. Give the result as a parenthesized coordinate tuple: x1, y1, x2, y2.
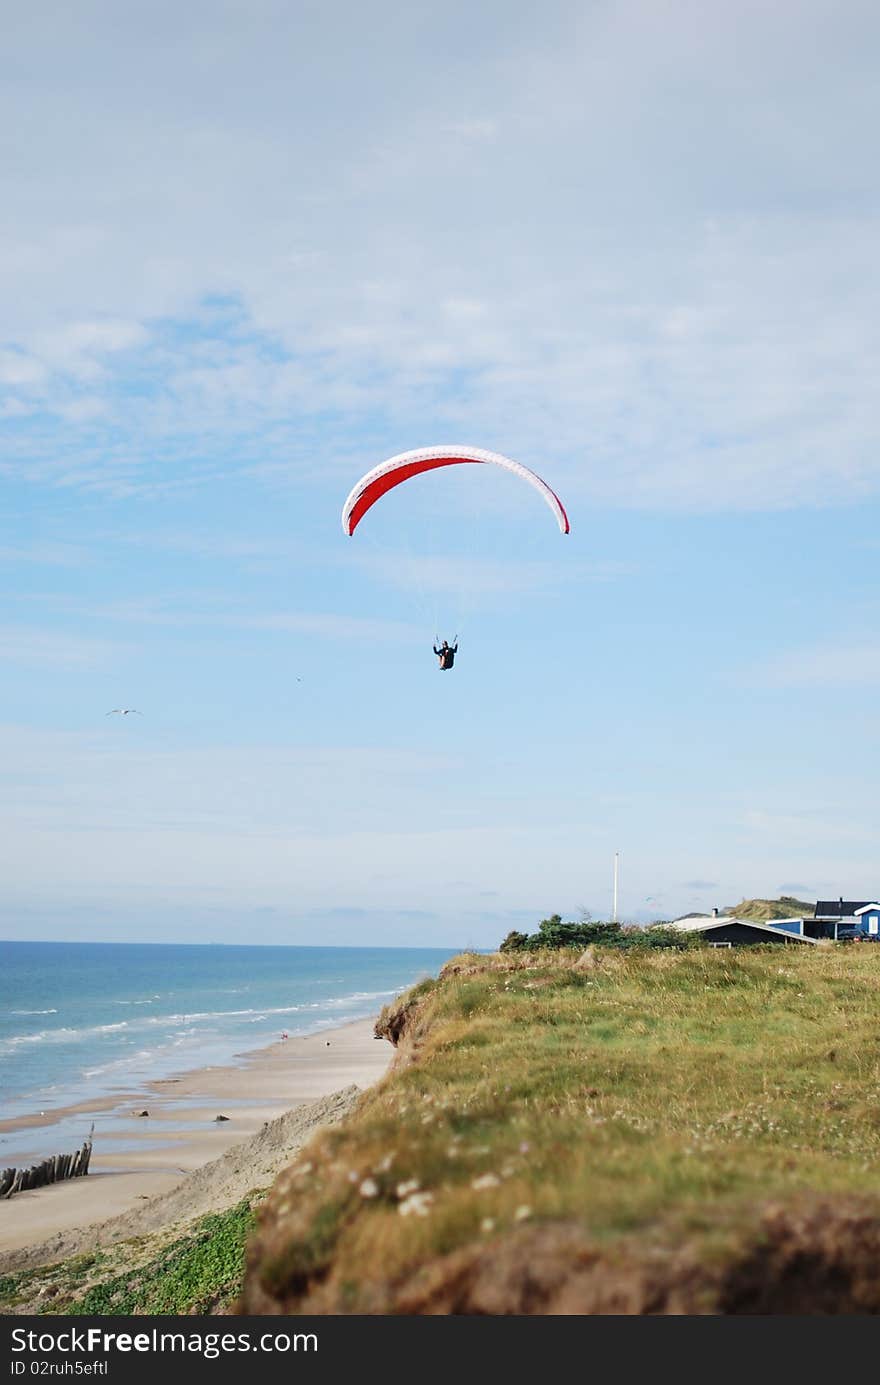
(433, 639, 458, 670)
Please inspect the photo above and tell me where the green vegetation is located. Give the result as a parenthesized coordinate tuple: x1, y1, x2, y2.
(0, 1199, 259, 1316)
(499, 913, 692, 951)
(0, 1254, 109, 1312)
(241, 945, 880, 1314)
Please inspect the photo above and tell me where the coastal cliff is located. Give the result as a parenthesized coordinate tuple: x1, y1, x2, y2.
(239, 946, 880, 1315)
(5, 946, 880, 1316)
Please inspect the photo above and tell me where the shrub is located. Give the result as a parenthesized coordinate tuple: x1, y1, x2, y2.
(499, 915, 693, 952)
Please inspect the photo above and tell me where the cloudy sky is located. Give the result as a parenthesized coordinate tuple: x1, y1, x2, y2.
(2, 0, 879, 945)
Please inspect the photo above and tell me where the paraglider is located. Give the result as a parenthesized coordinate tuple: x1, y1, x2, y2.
(342, 446, 569, 668)
(433, 638, 458, 670)
(341, 445, 570, 537)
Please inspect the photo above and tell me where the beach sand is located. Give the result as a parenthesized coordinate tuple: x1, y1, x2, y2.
(0, 1018, 393, 1266)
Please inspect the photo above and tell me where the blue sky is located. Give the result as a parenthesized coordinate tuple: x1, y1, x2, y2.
(2, 0, 879, 946)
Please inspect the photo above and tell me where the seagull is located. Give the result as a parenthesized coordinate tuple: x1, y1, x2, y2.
(106, 708, 142, 716)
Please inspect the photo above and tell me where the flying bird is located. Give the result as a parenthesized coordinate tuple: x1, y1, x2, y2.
(106, 709, 142, 716)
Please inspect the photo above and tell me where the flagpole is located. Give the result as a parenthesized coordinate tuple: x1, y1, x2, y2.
(612, 852, 619, 923)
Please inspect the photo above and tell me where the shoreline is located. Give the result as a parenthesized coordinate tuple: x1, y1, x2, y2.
(0, 1016, 394, 1262)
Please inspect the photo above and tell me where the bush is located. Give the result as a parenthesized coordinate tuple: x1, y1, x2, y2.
(499, 915, 693, 952)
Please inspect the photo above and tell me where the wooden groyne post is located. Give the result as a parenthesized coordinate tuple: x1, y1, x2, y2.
(1, 1126, 93, 1199)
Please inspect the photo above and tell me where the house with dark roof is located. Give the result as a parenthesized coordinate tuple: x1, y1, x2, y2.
(669, 916, 816, 947)
(671, 897, 880, 944)
(813, 899, 880, 940)
(767, 898, 880, 941)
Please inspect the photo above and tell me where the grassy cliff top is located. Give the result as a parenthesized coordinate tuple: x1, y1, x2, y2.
(241, 944, 880, 1315)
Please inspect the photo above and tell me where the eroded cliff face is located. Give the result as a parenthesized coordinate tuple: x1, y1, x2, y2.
(238, 949, 880, 1316)
(373, 986, 429, 1049)
(241, 1182, 880, 1316)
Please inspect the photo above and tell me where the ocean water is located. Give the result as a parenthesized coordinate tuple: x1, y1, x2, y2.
(0, 940, 453, 1130)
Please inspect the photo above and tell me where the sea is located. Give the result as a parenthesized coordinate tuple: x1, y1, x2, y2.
(0, 940, 455, 1165)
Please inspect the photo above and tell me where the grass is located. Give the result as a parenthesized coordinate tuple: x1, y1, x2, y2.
(726, 895, 814, 920)
(0, 1198, 260, 1316)
(240, 944, 880, 1313)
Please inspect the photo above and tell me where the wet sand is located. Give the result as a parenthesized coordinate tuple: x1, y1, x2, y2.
(0, 1018, 393, 1259)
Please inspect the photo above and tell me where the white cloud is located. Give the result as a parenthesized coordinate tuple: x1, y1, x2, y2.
(1, 723, 877, 936)
(0, 725, 594, 922)
(0, 350, 46, 386)
(0, 543, 90, 567)
(0, 626, 127, 669)
(761, 643, 880, 687)
(0, 2, 876, 509)
(352, 551, 632, 598)
(442, 121, 498, 142)
(742, 808, 869, 843)
(18, 592, 421, 642)
(56, 397, 108, 422)
(249, 611, 419, 642)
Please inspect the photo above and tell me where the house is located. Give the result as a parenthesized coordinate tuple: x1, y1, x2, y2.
(707, 898, 880, 942)
(804, 899, 880, 941)
(669, 916, 817, 947)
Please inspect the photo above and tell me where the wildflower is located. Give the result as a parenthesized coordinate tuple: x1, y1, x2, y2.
(359, 1178, 379, 1198)
(514, 1205, 532, 1222)
(398, 1192, 433, 1217)
(396, 1179, 421, 1198)
(480, 1218, 495, 1233)
(471, 1173, 501, 1191)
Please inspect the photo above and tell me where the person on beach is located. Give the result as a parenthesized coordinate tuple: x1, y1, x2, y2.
(433, 639, 458, 670)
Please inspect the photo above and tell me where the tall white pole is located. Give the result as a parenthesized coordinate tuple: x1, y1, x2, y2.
(612, 852, 619, 923)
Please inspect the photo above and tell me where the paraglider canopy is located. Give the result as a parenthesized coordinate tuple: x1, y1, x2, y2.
(341, 445, 570, 537)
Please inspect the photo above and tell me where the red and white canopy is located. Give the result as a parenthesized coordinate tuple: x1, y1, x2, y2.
(342, 445, 570, 536)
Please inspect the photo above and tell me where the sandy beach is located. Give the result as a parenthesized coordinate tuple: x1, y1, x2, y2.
(0, 1017, 393, 1264)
